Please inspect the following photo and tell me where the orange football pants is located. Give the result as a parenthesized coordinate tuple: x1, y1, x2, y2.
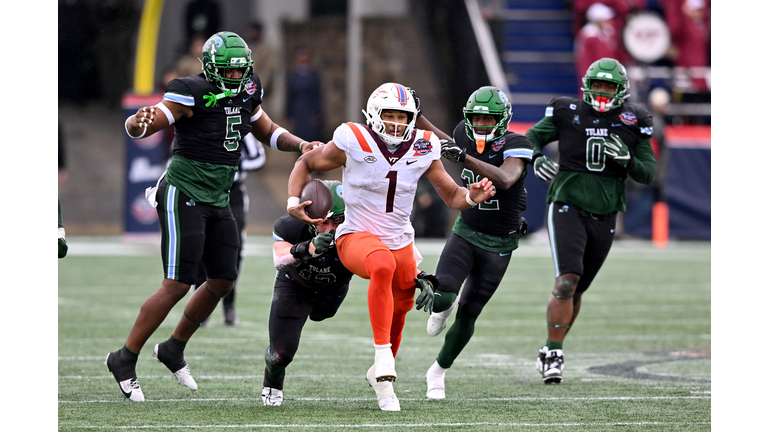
(336, 232, 418, 357)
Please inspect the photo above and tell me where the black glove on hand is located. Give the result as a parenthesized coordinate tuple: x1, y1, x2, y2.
(312, 229, 335, 256)
(408, 87, 422, 118)
(414, 271, 439, 313)
(519, 217, 528, 237)
(440, 138, 466, 163)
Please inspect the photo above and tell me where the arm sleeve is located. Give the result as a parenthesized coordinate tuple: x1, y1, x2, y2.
(525, 117, 558, 160)
(627, 138, 657, 185)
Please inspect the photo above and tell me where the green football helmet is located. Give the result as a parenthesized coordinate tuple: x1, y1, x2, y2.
(582, 58, 630, 113)
(463, 86, 512, 145)
(201, 31, 254, 94)
(308, 180, 345, 236)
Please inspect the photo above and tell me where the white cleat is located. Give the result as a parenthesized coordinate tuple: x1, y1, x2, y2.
(425, 361, 446, 400)
(373, 348, 397, 382)
(153, 344, 198, 391)
(366, 366, 400, 411)
(261, 386, 284, 406)
(426, 296, 459, 337)
(117, 377, 145, 402)
(105, 351, 145, 402)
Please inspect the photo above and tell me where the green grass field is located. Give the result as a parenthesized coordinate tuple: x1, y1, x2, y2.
(58, 236, 710, 431)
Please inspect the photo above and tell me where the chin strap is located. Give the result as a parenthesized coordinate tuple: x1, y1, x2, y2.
(203, 90, 234, 107)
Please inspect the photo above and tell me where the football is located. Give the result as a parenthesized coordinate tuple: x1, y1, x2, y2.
(300, 179, 334, 219)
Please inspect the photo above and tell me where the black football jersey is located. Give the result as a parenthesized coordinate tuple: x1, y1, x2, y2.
(546, 97, 653, 179)
(273, 215, 353, 290)
(164, 73, 264, 167)
(452, 122, 533, 237)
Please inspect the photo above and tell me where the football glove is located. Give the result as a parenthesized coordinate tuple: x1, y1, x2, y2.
(533, 155, 558, 182)
(414, 271, 439, 313)
(603, 133, 631, 167)
(407, 87, 422, 118)
(441, 139, 466, 163)
(312, 229, 335, 256)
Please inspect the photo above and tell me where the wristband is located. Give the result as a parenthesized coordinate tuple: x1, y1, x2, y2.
(465, 191, 479, 207)
(270, 127, 287, 149)
(287, 196, 300, 210)
(299, 141, 309, 152)
(125, 117, 147, 139)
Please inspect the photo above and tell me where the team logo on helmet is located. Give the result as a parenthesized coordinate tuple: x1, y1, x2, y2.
(208, 36, 223, 54)
(393, 84, 409, 107)
(619, 112, 637, 125)
(412, 139, 433, 156)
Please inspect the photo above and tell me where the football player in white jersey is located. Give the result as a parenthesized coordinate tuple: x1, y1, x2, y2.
(286, 83, 496, 411)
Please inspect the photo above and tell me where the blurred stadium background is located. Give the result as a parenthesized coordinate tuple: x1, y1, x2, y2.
(58, 0, 710, 241)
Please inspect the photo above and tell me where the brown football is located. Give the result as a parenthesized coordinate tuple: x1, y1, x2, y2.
(300, 179, 334, 219)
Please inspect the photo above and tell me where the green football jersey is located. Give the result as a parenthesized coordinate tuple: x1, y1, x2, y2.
(526, 97, 657, 215)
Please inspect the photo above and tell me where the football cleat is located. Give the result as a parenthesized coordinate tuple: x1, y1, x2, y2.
(425, 362, 446, 400)
(105, 351, 145, 402)
(261, 386, 284, 406)
(153, 343, 198, 391)
(366, 366, 400, 411)
(223, 308, 239, 326)
(427, 295, 458, 337)
(537, 347, 564, 384)
(373, 348, 397, 382)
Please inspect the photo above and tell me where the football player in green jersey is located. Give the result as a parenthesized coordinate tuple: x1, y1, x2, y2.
(105, 31, 321, 402)
(262, 181, 354, 407)
(414, 86, 533, 399)
(526, 58, 657, 384)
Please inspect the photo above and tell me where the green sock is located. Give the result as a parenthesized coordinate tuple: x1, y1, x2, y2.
(436, 307, 476, 368)
(433, 289, 457, 313)
(546, 340, 563, 351)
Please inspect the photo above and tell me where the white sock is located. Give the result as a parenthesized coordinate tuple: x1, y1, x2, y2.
(427, 360, 448, 379)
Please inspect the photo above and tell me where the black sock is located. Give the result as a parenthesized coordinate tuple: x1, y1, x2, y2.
(120, 346, 139, 363)
(158, 337, 187, 371)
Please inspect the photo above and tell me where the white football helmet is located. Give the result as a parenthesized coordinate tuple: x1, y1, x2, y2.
(362, 83, 418, 146)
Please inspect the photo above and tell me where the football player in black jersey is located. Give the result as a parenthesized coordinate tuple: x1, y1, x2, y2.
(526, 58, 657, 384)
(415, 86, 533, 399)
(261, 180, 354, 406)
(106, 31, 321, 402)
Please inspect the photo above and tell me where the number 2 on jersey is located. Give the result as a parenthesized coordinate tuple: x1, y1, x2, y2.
(461, 169, 499, 210)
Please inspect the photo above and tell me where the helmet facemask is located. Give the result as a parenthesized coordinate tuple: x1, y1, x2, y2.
(362, 83, 418, 146)
(201, 32, 254, 94)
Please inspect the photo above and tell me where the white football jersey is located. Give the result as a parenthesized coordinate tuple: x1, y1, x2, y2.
(332, 122, 441, 250)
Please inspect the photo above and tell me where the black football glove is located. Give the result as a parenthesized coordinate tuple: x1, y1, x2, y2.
(414, 271, 439, 313)
(603, 133, 631, 167)
(519, 217, 528, 237)
(533, 155, 558, 182)
(440, 138, 466, 163)
(312, 229, 335, 256)
(407, 87, 422, 118)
